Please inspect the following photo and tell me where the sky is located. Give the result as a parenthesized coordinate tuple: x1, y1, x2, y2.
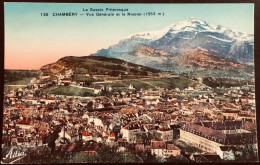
(4, 3, 254, 69)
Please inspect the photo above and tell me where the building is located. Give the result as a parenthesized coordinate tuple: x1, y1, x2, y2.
(121, 124, 140, 142)
(179, 121, 256, 153)
(157, 127, 173, 141)
(151, 141, 181, 159)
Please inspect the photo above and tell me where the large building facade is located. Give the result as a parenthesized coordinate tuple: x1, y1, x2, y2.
(179, 121, 256, 153)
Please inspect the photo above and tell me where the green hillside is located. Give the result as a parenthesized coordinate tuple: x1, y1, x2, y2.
(4, 70, 39, 85)
(42, 86, 94, 97)
(41, 56, 160, 77)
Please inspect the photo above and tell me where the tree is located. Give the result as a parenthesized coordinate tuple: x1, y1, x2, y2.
(232, 141, 258, 161)
(69, 144, 138, 163)
(167, 155, 190, 162)
(140, 150, 159, 163)
(47, 126, 61, 154)
(223, 132, 258, 162)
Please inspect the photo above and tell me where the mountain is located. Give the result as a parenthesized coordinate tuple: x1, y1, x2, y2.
(112, 45, 252, 78)
(92, 17, 254, 76)
(40, 56, 160, 77)
(177, 51, 246, 70)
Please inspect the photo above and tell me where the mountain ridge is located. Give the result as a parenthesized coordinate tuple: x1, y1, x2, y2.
(92, 18, 254, 66)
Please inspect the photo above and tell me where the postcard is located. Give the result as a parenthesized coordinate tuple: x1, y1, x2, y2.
(2, 2, 258, 163)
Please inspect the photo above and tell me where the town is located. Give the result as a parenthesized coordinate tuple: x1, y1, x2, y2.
(2, 69, 257, 163)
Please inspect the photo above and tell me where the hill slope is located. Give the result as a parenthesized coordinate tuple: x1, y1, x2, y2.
(40, 56, 160, 77)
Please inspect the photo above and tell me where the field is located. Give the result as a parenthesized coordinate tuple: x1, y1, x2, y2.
(4, 85, 27, 93)
(142, 77, 197, 90)
(90, 76, 197, 91)
(4, 69, 198, 96)
(4, 70, 39, 85)
(121, 80, 155, 90)
(42, 86, 94, 97)
(202, 77, 254, 88)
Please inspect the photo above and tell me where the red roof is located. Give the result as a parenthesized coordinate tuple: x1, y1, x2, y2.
(28, 98, 38, 100)
(82, 132, 91, 136)
(15, 105, 24, 109)
(61, 78, 72, 81)
(59, 118, 67, 124)
(17, 119, 31, 125)
(40, 133, 47, 138)
(114, 102, 127, 106)
(85, 151, 96, 155)
(110, 133, 115, 137)
(117, 138, 126, 142)
(17, 138, 24, 143)
(3, 127, 10, 131)
(103, 103, 112, 107)
(151, 141, 166, 149)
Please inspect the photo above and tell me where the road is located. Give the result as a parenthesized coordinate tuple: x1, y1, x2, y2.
(4, 85, 27, 87)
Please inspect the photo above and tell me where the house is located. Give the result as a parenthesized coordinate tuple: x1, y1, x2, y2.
(146, 99, 160, 105)
(122, 96, 132, 102)
(151, 140, 166, 158)
(170, 115, 178, 124)
(45, 97, 56, 104)
(187, 86, 195, 91)
(27, 92, 34, 98)
(151, 141, 181, 159)
(17, 137, 30, 146)
(16, 118, 32, 129)
(106, 133, 116, 142)
(157, 127, 173, 141)
(170, 100, 179, 106)
(143, 93, 160, 100)
(25, 98, 38, 105)
(94, 87, 102, 95)
(120, 106, 138, 114)
(82, 132, 93, 141)
(168, 96, 177, 102)
(57, 129, 72, 144)
(60, 78, 72, 86)
(157, 86, 165, 93)
(248, 98, 255, 104)
(222, 110, 239, 120)
(113, 102, 127, 108)
(129, 84, 135, 89)
(240, 97, 248, 104)
(38, 82, 47, 88)
(166, 144, 181, 157)
(121, 124, 140, 142)
(88, 117, 104, 127)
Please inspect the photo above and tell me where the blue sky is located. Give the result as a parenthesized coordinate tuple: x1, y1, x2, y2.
(4, 3, 254, 69)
